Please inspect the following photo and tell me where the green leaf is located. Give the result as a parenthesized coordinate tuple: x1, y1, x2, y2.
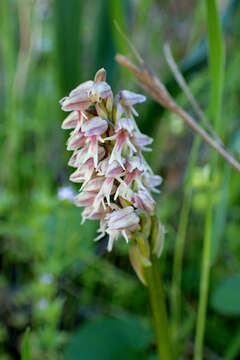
(64, 316, 152, 360)
(205, 0, 225, 129)
(224, 329, 240, 360)
(53, 0, 83, 94)
(211, 274, 240, 316)
(21, 328, 31, 360)
(211, 163, 231, 263)
(92, 0, 131, 87)
(146, 355, 158, 360)
(91, 0, 116, 86)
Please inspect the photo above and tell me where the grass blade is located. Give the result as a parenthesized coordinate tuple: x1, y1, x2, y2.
(21, 328, 31, 360)
(194, 1, 225, 359)
(53, 0, 83, 95)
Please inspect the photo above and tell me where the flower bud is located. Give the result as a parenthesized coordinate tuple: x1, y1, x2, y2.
(151, 215, 165, 258)
(135, 232, 151, 266)
(106, 95, 113, 114)
(129, 244, 147, 285)
(94, 68, 106, 82)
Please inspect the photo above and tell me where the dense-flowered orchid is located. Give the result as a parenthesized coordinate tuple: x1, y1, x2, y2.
(60, 68, 164, 255)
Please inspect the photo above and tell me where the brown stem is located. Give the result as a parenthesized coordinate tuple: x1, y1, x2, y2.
(115, 54, 240, 174)
(163, 43, 221, 145)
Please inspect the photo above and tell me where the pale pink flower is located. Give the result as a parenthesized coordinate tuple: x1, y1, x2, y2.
(67, 129, 85, 151)
(69, 158, 95, 185)
(89, 82, 112, 102)
(107, 126, 137, 168)
(81, 204, 109, 223)
(93, 177, 116, 209)
(114, 180, 133, 202)
(60, 68, 163, 252)
(132, 131, 153, 151)
(108, 130, 132, 168)
(81, 116, 108, 137)
(118, 90, 146, 117)
(143, 174, 162, 193)
(68, 146, 105, 169)
(115, 117, 136, 133)
(61, 111, 79, 129)
(60, 81, 93, 112)
(105, 206, 140, 251)
(119, 90, 146, 107)
(69, 80, 94, 97)
(81, 117, 108, 167)
(105, 160, 125, 178)
(93, 161, 125, 209)
(60, 78, 112, 112)
(82, 176, 105, 192)
(125, 157, 144, 186)
(132, 189, 156, 213)
(74, 190, 97, 207)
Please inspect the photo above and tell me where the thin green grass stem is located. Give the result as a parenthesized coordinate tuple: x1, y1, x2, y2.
(194, 177, 214, 360)
(194, 0, 225, 358)
(171, 136, 201, 349)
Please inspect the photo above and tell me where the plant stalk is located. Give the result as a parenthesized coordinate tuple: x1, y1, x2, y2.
(170, 190, 192, 345)
(146, 254, 172, 360)
(194, 188, 213, 360)
(194, 0, 225, 358)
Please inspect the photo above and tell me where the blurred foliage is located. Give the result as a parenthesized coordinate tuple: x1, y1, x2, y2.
(65, 316, 153, 360)
(0, 0, 240, 359)
(21, 328, 30, 360)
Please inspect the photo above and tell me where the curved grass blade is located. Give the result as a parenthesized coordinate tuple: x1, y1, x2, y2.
(21, 328, 31, 360)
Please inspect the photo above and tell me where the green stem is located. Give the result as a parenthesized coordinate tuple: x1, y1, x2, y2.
(146, 255, 172, 360)
(170, 190, 192, 345)
(194, 186, 213, 360)
(170, 136, 201, 349)
(194, 0, 224, 358)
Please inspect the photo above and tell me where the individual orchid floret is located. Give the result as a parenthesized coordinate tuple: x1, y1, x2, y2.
(81, 116, 108, 167)
(143, 174, 163, 193)
(119, 90, 146, 117)
(105, 206, 140, 251)
(94, 161, 125, 209)
(119, 90, 146, 107)
(81, 116, 108, 137)
(61, 111, 79, 129)
(125, 157, 145, 186)
(60, 68, 112, 112)
(132, 131, 153, 151)
(133, 188, 156, 213)
(69, 158, 95, 187)
(60, 68, 164, 261)
(67, 129, 85, 151)
(60, 81, 93, 112)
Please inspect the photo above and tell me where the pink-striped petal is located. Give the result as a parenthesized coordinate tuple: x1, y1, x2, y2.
(81, 117, 108, 137)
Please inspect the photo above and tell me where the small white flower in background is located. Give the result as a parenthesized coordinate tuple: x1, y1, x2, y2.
(58, 186, 75, 202)
(37, 298, 48, 311)
(60, 68, 164, 258)
(40, 273, 53, 285)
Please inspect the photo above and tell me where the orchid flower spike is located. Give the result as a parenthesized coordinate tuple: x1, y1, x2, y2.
(60, 68, 165, 282)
